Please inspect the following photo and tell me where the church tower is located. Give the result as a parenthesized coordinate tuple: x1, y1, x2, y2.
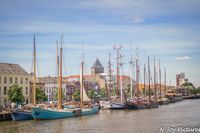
(91, 58, 104, 75)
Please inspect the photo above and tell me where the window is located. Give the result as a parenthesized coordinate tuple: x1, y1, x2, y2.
(26, 87, 28, 95)
(25, 77, 28, 84)
(26, 98, 28, 104)
(15, 77, 18, 84)
(4, 77, 7, 84)
(4, 86, 7, 95)
(4, 99, 7, 105)
(20, 77, 23, 84)
(10, 77, 13, 84)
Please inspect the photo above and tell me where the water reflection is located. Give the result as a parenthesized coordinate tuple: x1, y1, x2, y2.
(0, 99, 200, 133)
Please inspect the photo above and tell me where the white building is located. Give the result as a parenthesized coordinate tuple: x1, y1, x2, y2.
(38, 77, 76, 102)
(0, 63, 30, 105)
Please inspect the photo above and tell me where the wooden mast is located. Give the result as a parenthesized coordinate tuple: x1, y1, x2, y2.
(107, 52, 112, 98)
(80, 48, 84, 109)
(154, 55, 157, 103)
(56, 41, 59, 102)
(119, 56, 124, 102)
(57, 37, 63, 109)
(136, 59, 139, 98)
(159, 59, 162, 99)
(144, 63, 146, 98)
(148, 56, 151, 102)
(129, 55, 133, 99)
(113, 45, 123, 96)
(164, 67, 167, 95)
(33, 35, 36, 106)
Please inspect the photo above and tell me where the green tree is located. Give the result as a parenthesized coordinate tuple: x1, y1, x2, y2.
(99, 88, 106, 98)
(181, 82, 194, 88)
(73, 90, 80, 101)
(7, 85, 25, 104)
(36, 88, 47, 103)
(88, 89, 97, 99)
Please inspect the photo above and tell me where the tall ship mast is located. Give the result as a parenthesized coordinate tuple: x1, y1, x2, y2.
(57, 37, 63, 110)
(159, 59, 162, 100)
(107, 52, 113, 98)
(33, 35, 36, 106)
(143, 63, 146, 98)
(129, 55, 134, 99)
(154, 55, 157, 103)
(136, 58, 140, 98)
(148, 56, 151, 102)
(113, 45, 123, 97)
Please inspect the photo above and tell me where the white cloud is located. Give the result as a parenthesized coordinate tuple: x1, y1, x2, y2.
(176, 56, 190, 60)
(132, 16, 144, 23)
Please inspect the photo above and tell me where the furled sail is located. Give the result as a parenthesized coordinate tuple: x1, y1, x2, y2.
(80, 62, 91, 102)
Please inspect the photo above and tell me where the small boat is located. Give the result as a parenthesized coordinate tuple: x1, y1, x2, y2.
(99, 100, 111, 110)
(110, 101, 126, 109)
(10, 110, 33, 121)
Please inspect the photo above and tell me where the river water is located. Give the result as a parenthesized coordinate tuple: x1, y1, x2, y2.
(0, 99, 200, 133)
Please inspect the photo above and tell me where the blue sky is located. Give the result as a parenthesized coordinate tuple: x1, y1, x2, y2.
(0, 0, 200, 87)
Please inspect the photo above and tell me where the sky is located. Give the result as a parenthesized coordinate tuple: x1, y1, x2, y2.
(0, 0, 200, 87)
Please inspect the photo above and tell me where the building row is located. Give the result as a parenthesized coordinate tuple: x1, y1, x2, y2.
(0, 59, 136, 105)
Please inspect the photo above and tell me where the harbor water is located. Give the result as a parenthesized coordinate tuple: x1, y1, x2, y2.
(0, 99, 200, 133)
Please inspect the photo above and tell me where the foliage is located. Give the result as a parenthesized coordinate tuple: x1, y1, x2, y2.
(99, 88, 106, 97)
(36, 88, 47, 103)
(7, 85, 25, 104)
(73, 90, 80, 101)
(87, 89, 97, 99)
(181, 82, 194, 88)
(191, 88, 200, 95)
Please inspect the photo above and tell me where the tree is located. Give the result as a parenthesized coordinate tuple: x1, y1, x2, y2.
(7, 85, 25, 105)
(99, 88, 106, 98)
(36, 88, 47, 103)
(88, 89, 97, 99)
(73, 90, 80, 101)
(181, 82, 194, 88)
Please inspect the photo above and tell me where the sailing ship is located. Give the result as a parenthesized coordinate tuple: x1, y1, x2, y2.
(126, 56, 158, 109)
(32, 38, 81, 120)
(32, 39, 98, 120)
(79, 50, 99, 115)
(109, 45, 126, 109)
(10, 36, 37, 121)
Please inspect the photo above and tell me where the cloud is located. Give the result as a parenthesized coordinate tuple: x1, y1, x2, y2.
(132, 16, 144, 23)
(176, 56, 190, 60)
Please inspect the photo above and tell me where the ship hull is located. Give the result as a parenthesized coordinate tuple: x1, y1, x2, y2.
(32, 107, 99, 120)
(11, 111, 33, 121)
(110, 101, 126, 109)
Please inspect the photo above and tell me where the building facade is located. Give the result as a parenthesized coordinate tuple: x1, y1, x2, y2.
(0, 63, 30, 105)
(38, 77, 76, 102)
(176, 73, 188, 86)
